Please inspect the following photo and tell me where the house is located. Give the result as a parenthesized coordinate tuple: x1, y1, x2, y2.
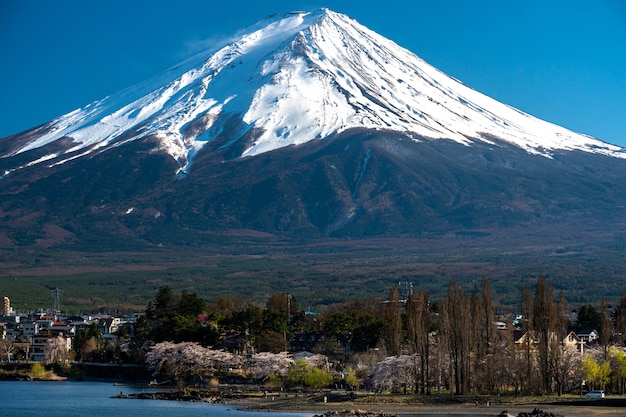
(563, 331, 585, 354)
(577, 328, 600, 344)
(514, 330, 539, 352)
(35, 315, 56, 332)
(97, 317, 122, 335)
(289, 332, 329, 352)
(48, 320, 76, 337)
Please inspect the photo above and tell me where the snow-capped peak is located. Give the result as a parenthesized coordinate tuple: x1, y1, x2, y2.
(3, 9, 624, 178)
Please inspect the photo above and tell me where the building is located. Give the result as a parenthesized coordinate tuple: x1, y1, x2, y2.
(18, 322, 39, 342)
(1, 296, 11, 316)
(563, 331, 586, 354)
(577, 328, 600, 344)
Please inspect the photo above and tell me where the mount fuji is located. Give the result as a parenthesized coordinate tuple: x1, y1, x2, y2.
(1, 9, 625, 250)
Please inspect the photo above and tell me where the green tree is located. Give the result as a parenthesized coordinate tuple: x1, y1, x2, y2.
(75, 322, 102, 361)
(137, 287, 219, 347)
(345, 366, 359, 389)
(351, 315, 385, 352)
(288, 359, 309, 386)
(304, 367, 333, 389)
(581, 354, 610, 391)
(149, 286, 178, 320)
(323, 311, 353, 337)
(609, 347, 626, 395)
(262, 308, 287, 334)
(178, 291, 207, 317)
(320, 298, 385, 356)
(222, 304, 263, 352)
(576, 304, 601, 332)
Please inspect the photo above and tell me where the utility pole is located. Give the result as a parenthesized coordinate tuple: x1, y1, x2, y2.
(284, 293, 292, 352)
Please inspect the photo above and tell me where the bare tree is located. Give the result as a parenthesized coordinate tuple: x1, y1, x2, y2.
(471, 278, 498, 394)
(385, 286, 402, 356)
(600, 299, 612, 359)
(553, 343, 581, 396)
(406, 290, 430, 394)
(520, 284, 534, 393)
(442, 280, 471, 395)
(615, 295, 626, 346)
(0, 338, 17, 362)
(533, 275, 559, 393)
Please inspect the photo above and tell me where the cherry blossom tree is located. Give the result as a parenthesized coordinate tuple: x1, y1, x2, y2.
(145, 341, 241, 386)
(372, 354, 419, 393)
(302, 353, 330, 371)
(44, 336, 71, 364)
(245, 351, 293, 378)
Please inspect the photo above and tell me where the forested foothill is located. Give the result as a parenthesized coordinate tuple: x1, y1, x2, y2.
(86, 276, 626, 397)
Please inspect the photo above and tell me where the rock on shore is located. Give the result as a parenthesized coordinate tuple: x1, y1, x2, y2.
(313, 411, 398, 417)
(498, 409, 564, 417)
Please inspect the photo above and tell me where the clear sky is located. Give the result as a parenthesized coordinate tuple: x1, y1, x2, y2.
(1, 0, 625, 146)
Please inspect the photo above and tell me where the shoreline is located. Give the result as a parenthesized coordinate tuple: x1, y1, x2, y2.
(237, 396, 625, 417)
(117, 389, 626, 417)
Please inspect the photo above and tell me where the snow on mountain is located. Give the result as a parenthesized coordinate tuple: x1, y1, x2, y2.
(3, 9, 625, 178)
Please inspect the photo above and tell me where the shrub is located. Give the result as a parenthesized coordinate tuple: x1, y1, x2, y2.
(30, 362, 49, 379)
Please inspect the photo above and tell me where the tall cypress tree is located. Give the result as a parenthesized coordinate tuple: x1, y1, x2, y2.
(407, 290, 430, 394)
(444, 280, 471, 395)
(532, 275, 558, 393)
(385, 285, 402, 356)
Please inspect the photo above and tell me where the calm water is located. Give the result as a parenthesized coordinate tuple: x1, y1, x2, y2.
(0, 380, 486, 417)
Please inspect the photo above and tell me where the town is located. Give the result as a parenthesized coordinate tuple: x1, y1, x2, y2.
(0, 294, 136, 363)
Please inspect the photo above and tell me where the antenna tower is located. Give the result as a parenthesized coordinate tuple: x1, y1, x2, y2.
(51, 287, 63, 313)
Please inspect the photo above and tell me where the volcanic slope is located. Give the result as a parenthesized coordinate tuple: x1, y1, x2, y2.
(0, 9, 625, 253)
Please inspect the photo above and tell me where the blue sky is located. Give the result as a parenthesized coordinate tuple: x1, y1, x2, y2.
(1, 0, 625, 146)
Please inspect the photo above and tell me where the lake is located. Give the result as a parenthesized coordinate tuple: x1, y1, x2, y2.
(0, 381, 486, 417)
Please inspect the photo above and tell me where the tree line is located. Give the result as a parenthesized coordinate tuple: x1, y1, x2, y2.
(74, 276, 626, 395)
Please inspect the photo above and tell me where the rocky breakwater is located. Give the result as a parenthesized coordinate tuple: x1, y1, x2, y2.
(114, 390, 223, 403)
